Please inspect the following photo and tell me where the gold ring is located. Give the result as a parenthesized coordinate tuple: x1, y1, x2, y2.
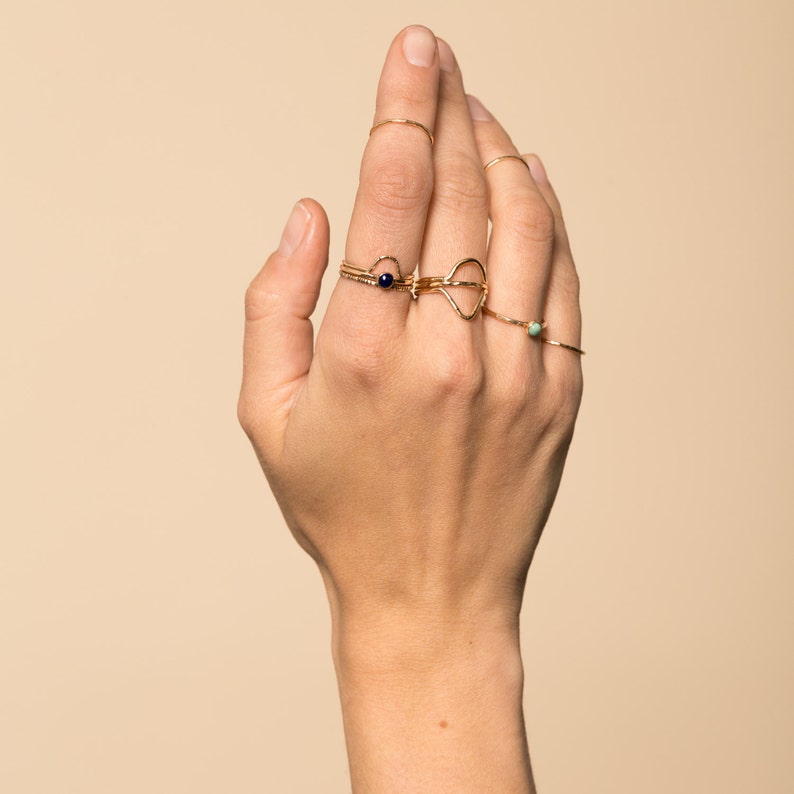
(483, 305, 585, 354)
(370, 118, 434, 145)
(483, 154, 529, 172)
(339, 255, 414, 292)
(414, 258, 488, 320)
(482, 305, 546, 337)
(541, 338, 586, 355)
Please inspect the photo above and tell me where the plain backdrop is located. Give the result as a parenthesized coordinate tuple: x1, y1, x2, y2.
(1, 1, 792, 792)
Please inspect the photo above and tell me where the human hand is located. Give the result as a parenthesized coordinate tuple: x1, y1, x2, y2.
(239, 25, 582, 792)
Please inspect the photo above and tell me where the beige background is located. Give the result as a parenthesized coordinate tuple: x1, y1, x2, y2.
(1, 0, 792, 792)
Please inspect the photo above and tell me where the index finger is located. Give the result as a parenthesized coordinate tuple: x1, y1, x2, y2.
(328, 26, 440, 329)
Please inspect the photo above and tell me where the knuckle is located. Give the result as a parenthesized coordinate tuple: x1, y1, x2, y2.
(362, 156, 432, 216)
(562, 269, 581, 304)
(546, 368, 584, 428)
(236, 390, 267, 444)
(326, 328, 389, 388)
(504, 194, 556, 247)
(487, 366, 534, 415)
(421, 337, 484, 398)
(243, 279, 281, 323)
(236, 393, 254, 434)
(433, 158, 488, 215)
(380, 71, 437, 110)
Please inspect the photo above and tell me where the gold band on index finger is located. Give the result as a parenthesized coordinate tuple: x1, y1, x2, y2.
(339, 255, 415, 292)
(370, 118, 435, 145)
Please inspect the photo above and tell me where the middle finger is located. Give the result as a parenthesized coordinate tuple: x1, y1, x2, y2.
(416, 39, 489, 325)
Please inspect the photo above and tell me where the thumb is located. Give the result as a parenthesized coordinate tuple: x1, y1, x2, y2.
(238, 198, 330, 451)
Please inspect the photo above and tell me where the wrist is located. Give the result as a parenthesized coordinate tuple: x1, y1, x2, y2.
(330, 608, 533, 793)
(331, 604, 523, 681)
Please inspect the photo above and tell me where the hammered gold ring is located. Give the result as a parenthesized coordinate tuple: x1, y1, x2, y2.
(414, 258, 488, 320)
(339, 255, 414, 292)
(369, 118, 434, 145)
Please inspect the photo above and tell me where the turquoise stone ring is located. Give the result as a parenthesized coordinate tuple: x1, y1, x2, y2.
(482, 305, 547, 339)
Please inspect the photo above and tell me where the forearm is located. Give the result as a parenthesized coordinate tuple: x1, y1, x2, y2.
(331, 611, 535, 793)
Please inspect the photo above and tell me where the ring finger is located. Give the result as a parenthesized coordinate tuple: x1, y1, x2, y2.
(468, 96, 554, 334)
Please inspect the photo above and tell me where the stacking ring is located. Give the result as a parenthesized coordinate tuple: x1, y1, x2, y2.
(541, 338, 586, 355)
(483, 154, 530, 172)
(414, 258, 488, 320)
(482, 306, 546, 337)
(339, 255, 414, 292)
(370, 118, 434, 145)
(483, 305, 585, 354)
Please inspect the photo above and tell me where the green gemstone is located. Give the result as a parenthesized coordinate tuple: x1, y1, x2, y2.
(528, 322, 543, 337)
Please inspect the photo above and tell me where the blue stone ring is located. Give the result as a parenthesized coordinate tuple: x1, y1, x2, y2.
(339, 255, 414, 292)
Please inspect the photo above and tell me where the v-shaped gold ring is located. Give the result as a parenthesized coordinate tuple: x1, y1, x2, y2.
(414, 258, 488, 320)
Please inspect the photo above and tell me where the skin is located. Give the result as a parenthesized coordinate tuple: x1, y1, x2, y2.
(238, 25, 582, 794)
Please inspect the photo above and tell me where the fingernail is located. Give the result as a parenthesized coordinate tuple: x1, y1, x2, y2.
(278, 201, 310, 257)
(402, 26, 436, 67)
(438, 38, 456, 72)
(527, 155, 548, 184)
(466, 95, 493, 121)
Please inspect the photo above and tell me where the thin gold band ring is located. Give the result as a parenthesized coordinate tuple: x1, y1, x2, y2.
(483, 154, 530, 172)
(482, 305, 546, 337)
(370, 118, 434, 145)
(541, 338, 586, 355)
(483, 305, 585, 354)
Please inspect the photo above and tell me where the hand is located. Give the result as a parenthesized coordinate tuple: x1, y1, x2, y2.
(239, 25, 582, 793)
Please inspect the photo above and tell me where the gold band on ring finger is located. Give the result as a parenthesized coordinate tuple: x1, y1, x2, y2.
(483, 154, 530, 172)
(483, 305, 585, 354)
(541, 338, 586, 355)
(482, 305, 545, 337)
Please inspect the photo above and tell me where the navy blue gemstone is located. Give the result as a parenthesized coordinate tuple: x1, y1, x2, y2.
(377, 272, 394, 289)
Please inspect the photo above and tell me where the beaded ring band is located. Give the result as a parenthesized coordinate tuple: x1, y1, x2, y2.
(483, 305, 585, 354)
(339, 255, 414, 292)
(414, 258, 488, 320)
(370, 118, 434, 145)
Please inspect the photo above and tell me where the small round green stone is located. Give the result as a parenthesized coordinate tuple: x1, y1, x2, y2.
(528, 322, 543, 337)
